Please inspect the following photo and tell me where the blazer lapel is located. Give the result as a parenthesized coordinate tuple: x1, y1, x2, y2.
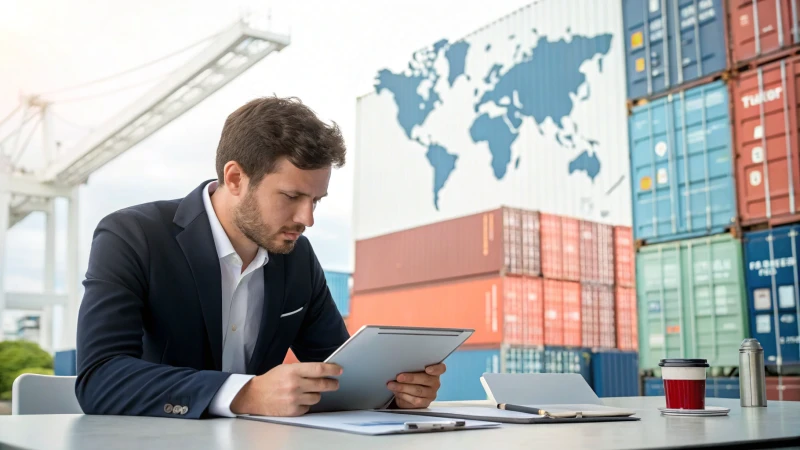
(248, 253, 286, 374)
(174, 180, 223, 371)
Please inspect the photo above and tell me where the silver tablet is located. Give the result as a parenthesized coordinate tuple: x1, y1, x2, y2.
(308, 325, 474, 413)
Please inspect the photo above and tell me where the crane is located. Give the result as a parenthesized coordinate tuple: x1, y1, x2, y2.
(0, 17, 290, 350)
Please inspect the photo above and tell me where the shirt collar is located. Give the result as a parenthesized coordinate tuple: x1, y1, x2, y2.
(203, 181, 269, 268)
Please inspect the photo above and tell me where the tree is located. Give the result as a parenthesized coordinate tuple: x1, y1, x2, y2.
(0, 341, 54, 400)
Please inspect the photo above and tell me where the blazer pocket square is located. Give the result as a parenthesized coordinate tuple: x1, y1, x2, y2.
(280, 307, 304, 318)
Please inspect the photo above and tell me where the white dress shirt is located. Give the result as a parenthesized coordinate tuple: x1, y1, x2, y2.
(204, 180, 270, 417)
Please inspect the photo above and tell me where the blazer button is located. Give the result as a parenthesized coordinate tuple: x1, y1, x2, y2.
(173, 405, 183, 414)
(164, 404, 174, 414)
(181, 406, 189, 415)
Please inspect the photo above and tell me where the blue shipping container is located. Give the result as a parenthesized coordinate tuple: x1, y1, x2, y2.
(622, 0, 727, 100)
(743, 225, 800, 366)
(591, 351, 639, 397)
(644, 377, 665, 396)
(644, 377, 740, 398)
(629, 80, 735, 244)
(324, 270, 351, 317)
(437, 348, 500, 401)
(54, 349, 77, 376)
(544, 347, 592, 386)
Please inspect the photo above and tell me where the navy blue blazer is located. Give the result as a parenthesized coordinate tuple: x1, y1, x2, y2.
(75, 180, 350, 418)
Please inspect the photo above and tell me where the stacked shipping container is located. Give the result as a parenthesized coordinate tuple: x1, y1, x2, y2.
(622, 0, 800, 396)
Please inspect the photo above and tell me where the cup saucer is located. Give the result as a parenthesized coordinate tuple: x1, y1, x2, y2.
(658, 406, 730, 417)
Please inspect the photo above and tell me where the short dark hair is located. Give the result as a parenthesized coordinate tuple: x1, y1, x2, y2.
(215, 96, 346, 185)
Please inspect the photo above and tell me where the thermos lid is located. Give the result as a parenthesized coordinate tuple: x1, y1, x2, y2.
(739, 338, 763, 352)
(658, 359, 709, 368)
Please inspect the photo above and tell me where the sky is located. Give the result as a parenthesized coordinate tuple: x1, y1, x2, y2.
(0, 0, 535, 333)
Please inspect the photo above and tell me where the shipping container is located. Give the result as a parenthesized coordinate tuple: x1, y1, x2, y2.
(353, 207, 539, 293)
(614, 226, 635, 287)
(643, 377, 665, 396)
(582, 284, 617, 349)
(348, 275, 545, 347)
(324, 270, 352, 317)
(544, 280, 582, 346)
(629, 80, 737, 244)
(591, 351, 639, 397)
(743, 225, 800, 366)
(437, 348, 500, 401)
(354, 0, 632, 242)
(616, 286, 640, 351)
(502, 346, 545, 373)
(540, 214, 581, 281)
(731, 56, 800, 226)
(622, 0, 728, 100)
(580, 221, 615, 285)
(637, 234, 749, 369)
(544, 347, 593, 384)
(729, 0, 800, 65)
(767, 376, 800, 401)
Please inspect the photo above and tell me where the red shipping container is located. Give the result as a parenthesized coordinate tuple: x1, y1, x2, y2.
(581, 284, 616, 349)
(613, 226, 635, 288)
(540, 214, 581, 281)
(580, 221, 615, 285)
(502, 276, 544, 346)
(544, 280, 581, 346)
(731, 56, 800, 226)
(729, 0, 800, 65)
(348, 275, 544, 347)
(353, 207, 541, 293)
(615, 286, 638, 351)
(767, 376, 800, 401)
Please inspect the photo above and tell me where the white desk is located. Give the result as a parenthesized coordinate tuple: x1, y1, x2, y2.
(1, 397, 799, 450)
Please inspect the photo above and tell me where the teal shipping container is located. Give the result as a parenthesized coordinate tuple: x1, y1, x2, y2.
(629, 80, 736, 245)
(324, 270, 351, 317)
(437, 348, 501, 401)
(637, 234, 749, 369)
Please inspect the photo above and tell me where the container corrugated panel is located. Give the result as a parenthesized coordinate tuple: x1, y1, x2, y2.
(743, 225, 800, 366)
(591, 351, 639, 397)
(437, 348, 501, 401)
(580, 222, 615, 285)
(324, 270, 351, 317)
(614, 226, 635, 287)
(521, 209, 542, 277)
(582, 284, 616, 348)
(54, 350, 77, 376)
(622, 0, 728, 100)
(616, 286, 639, 351)
(353, 207, 540, 293)
(636, 234, 749, 369)
(729, 0, 800, 65)
(544, 280, 581, 346)
(767, 376, 800, 401)
(731, 56, 800, 227)
(544, 347, 593, 385)
(354, 0, 632, 242)
(707, 377, 740, 399)
(502, 346, 545, 374)
(541, 214, 581, 281)
(629, 80, 736, 244)
(644, 377, 665, 396)
(503, 276, 544, 346)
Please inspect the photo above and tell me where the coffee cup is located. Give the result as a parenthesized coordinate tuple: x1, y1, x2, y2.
(659, 359, 709, 410)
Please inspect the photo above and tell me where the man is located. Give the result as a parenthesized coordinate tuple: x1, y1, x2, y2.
(75, 96, 446, 419)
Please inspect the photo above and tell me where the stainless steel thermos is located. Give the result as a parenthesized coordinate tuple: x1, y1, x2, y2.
(739, 339, 768, 407)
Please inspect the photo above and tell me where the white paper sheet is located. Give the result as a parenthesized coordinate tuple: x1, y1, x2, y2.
(238, 410, 501, 435)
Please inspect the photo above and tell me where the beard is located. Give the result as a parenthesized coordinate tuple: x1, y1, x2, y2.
(233, 189, 303, 254)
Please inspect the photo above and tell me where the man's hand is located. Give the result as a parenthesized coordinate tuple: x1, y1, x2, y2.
(387, 363, 446, 409)
(230, 363, 341, 416)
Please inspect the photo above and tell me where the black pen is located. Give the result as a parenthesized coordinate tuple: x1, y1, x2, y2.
(497, 403, 553, 417)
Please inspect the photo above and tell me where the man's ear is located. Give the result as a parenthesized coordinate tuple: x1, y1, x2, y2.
(223, 161, 248, 197)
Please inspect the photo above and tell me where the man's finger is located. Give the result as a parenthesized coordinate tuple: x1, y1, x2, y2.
(388, 381, 436, 399)
(425, 363, 446, 376)
(293, 362, 343, 378)
(299, 377, 339, 393)
(395, 372, 439, 387)
(394, 392, 430, 409)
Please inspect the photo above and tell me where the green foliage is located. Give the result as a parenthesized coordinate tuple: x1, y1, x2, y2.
(0, 341, 54, 401)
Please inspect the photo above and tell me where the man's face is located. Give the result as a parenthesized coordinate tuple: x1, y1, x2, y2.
(233, 157, 331, 254)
